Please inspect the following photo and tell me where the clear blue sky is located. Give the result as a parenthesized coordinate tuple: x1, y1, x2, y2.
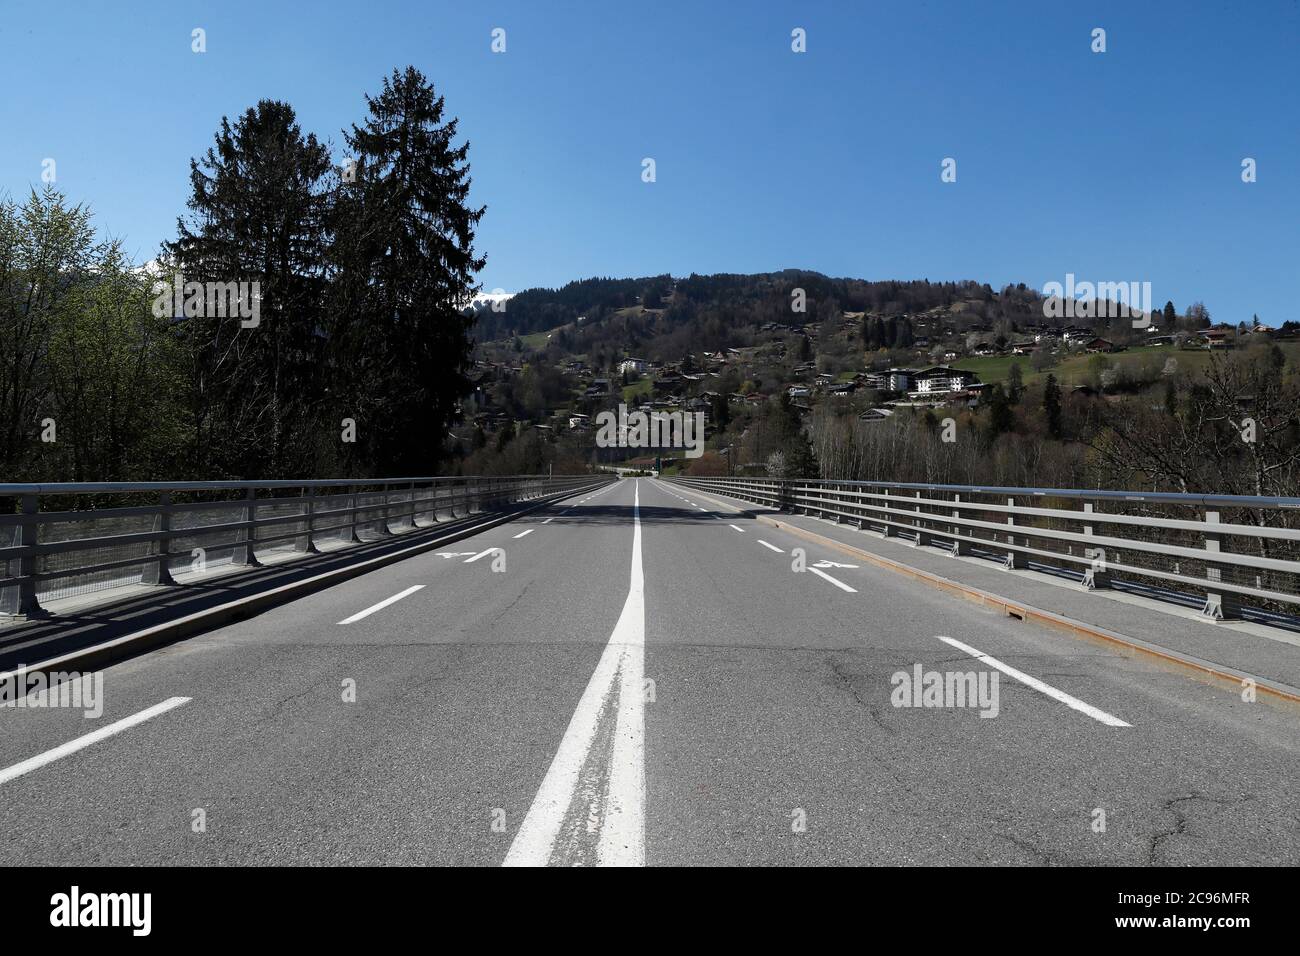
(3, 0, 1296, 324)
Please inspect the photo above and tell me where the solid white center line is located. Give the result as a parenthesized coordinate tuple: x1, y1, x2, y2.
(463, 548, 499, 563)
(728, 524, 746, 533)
(937, 636, 1131, 727)
(506, 480, 644, 867)
(758, 539, 784, 553)
(338, 585, 425, 623)
(513, 529, 534, 539)
(0, 696, 191, 786)
(808, 566, 857, 593)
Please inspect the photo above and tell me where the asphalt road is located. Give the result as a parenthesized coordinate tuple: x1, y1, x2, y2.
(2, 477, 1298, 866)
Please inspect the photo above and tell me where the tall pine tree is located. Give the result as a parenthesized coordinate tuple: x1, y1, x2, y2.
(330, 67, 486, 474)
(168, 100, 332, 478)
(1043, 373, 1062, 438)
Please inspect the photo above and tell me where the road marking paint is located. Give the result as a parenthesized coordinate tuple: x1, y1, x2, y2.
(542, 517, 554, 524)
(338, 585, 424, 623)
(513, 529, 535, 539)
(808, 566, 857, 593)
(0, 697, 191, 787)
(936, 636, 1131, 727)
(728, 524, 746, 533)
(464, 549, 499, 563)
(506, 481, 644, 867)
(758, 540, 784, 553)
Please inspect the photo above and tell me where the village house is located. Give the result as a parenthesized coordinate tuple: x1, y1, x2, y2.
(911, 366, 981, 395)
(1199, 328, 1234, 349)
(883, 368, 917, 392)
(858, 407, 895, 424)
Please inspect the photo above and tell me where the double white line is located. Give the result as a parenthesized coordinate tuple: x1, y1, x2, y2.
(505, 482, 645, 866)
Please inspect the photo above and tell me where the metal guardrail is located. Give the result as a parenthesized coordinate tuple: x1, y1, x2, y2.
(667, 475, 1300, 621)
(0, 474, 613, 618)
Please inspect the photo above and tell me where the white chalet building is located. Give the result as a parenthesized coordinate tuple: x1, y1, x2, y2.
(911, 366, 980, 395)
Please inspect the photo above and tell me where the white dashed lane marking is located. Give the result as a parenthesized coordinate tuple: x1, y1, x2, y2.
(937, 636, 1131, 727)
(339, 585, 425, 623)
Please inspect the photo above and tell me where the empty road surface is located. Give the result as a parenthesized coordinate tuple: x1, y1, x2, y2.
(2, 478, 1297, 866)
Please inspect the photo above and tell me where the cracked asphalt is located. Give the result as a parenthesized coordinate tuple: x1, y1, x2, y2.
(1, 477, 1297, 865)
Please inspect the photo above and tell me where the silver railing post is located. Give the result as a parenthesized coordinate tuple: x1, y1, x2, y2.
(1081, 501, 1109, 589)
(235, 486, 261, 566)
(14, 493, 46, 617)
(378, 482, 393, 535)
(1004, 496, 1026, 569)
(1202, 510, 1241, 619)
(912, 490, 931, 547)
(345, 484, 362, 543)
(948, 493, 970, 556)
(881, 487, 896, 537)
(144, 490, 177, 585)
(296, 486, 320, 553)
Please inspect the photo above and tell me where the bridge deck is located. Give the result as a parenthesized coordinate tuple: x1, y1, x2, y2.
(1, 478, 1297, 865)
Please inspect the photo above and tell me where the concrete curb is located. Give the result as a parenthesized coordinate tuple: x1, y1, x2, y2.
(669, 480, 1300, 706)
(0, 480, 610, 683)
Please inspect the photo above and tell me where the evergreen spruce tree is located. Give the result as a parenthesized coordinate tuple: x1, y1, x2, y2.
(168, 100, 332, 477)
(1043, 373, 1062, 439)
(331, 66, 486, 474)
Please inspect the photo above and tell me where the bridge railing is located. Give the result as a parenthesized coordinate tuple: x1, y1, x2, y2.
(666, 475, 1300, 622)
(0, 474, 612, 618)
